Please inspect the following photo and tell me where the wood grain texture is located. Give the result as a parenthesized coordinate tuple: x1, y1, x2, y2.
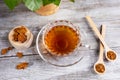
(0, 0, 120, 80)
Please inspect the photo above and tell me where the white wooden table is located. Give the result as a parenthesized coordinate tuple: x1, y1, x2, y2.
(0, 0, 120, 80)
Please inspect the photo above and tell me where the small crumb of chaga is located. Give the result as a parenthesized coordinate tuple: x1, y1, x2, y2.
(1, 48, 8, 55)
(16, 52, 23, 58)
(16, 62, 29, 70)
(8, 47, 14, 50)
(1, 47, 14, 55)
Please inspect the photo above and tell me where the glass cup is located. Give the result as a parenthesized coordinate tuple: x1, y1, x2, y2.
(36, 20, 89, 67)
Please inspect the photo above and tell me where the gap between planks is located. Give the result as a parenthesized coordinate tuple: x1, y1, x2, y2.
(0, 46, 120, 58)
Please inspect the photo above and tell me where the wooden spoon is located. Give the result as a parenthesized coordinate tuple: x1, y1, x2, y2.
(85, 16, 117, 61)
(94, 25, 106, 74)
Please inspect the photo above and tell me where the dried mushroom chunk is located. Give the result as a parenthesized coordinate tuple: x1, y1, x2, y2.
(13, 26, 27, 43)
(95, 64, 105, 73)
(16, 62, 29, 70)
(16, 52, 23, 58)
(8, 47, 14, 50)
(18, 33, 27, 43)
(107, 51, 116, 60)
(20, 26, 27, 33)
(1, 47, 13, 55)
(1, 48, 8, 55)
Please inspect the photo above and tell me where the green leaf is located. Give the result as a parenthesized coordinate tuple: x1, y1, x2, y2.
(43, 0, 61, 6)
(4, 0, 22, 10)
(4, 0, 61, 11)
(69, 0, 75, 2)
(23, 0, 43, 11)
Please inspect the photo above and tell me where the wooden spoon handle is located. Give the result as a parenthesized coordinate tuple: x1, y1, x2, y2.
(85, 16, 109, 50)
(99, 25, 106, 61)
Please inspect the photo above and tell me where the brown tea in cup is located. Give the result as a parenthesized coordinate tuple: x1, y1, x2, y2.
(43, 25, 80, 56)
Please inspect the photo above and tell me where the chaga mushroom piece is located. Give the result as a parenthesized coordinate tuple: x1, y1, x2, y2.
(95, 64, 105, 73)
(17, 33, 27, 43)
(13, 26, 27, 43)
(16, 52, 23, 58)
(1, 48, 8, 55)
(1, 47, 13, 55)
(16, 62, 29, 70)
(7, 47, 14, 50)
(20, 26, 27, 34)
